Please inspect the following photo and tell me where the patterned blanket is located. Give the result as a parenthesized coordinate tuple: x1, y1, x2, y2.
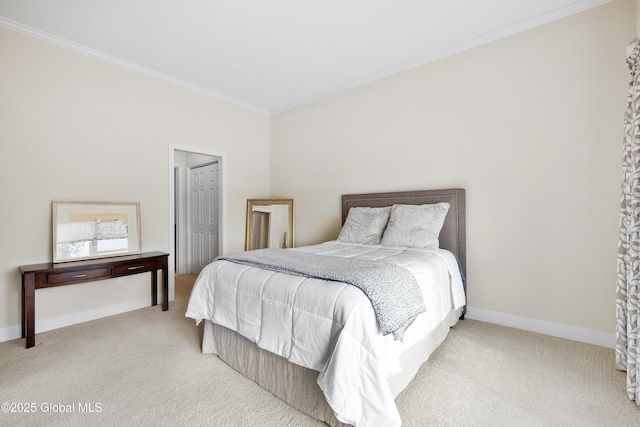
(219, 248, 426, 340)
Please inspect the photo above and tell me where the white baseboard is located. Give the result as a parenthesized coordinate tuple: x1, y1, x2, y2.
(2, 301, 615, 349)
(0, 324, 22, 344)
(465, 306, 615, 349)
(0, 297, 152, 344)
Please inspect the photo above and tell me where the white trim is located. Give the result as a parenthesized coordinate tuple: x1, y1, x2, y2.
(0, 324, 21, 344)
(1, 302, 614, 349)
(0, 17, 268, 115)
(271, 0, 614, 114)
(37, 297, 151, 334)
(465, 306, 615, 349)
(174, 165, 181, 273)
(1, 1, 611, 116)
(0, 297, 151, 344)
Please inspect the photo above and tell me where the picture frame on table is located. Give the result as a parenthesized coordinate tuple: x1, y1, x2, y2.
(52, 201, 141, 263)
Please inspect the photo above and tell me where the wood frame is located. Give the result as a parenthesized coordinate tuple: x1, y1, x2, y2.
(20, 251, 169, 348)
(245, 198, 294, 251)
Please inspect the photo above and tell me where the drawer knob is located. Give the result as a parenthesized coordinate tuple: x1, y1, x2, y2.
(128, 265, 145, 270)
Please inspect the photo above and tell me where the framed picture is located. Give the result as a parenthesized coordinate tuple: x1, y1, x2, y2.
(52, 201, 141, 263)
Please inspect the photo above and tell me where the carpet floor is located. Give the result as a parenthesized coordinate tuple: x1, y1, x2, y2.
(0, 274, 637, 426)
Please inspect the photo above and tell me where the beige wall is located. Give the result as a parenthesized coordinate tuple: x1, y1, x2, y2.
(0, 28, 270, 339)
(271, 0, 635, 336)
(0, 1, 635, 344)
(637, 0, 640, 36)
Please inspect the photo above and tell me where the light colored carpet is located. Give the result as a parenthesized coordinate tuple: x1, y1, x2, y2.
(0, 275, 637, 426)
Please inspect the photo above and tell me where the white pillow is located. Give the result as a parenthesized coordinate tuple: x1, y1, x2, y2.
(337, 206, 391, 244)
(380, 202, 450, 248)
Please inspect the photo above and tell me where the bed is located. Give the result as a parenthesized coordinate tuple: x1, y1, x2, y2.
(186, 188, 466, 426)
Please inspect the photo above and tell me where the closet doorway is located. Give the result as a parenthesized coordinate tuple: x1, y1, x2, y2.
(170, 145, 226, 281)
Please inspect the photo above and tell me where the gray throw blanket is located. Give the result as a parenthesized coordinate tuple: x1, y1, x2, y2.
(219, 248, 426, 340)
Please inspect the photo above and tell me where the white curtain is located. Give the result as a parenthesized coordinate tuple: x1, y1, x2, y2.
(617, 40, 640, 405)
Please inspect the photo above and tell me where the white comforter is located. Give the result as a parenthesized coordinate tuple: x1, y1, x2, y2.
(186, 241, 466, 427)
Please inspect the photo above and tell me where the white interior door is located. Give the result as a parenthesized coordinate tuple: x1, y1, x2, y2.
(189, 161, 219, 274)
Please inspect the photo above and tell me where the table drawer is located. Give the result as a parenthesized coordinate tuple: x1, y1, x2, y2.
(47, 267, 110, 285)
(111, 260, 157, 277)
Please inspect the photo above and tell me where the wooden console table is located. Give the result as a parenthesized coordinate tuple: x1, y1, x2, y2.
(20, 251, 169, 348)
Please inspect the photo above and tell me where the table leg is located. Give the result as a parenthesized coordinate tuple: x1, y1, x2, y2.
(151, 268, 158, 307)
(23, 273, 36, 348)
(161, 255, 169, 311)
(21, 276, 25, 338)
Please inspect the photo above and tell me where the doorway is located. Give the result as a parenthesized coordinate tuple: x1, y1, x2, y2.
(169, 145, 226, 285)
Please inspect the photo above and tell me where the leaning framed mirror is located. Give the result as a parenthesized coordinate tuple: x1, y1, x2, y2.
(245, 198, 294, 251)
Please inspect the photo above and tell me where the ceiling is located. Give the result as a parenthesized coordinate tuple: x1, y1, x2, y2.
(0, 0, 612, 114)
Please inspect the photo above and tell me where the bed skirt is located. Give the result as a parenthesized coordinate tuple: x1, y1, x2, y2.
(201, 307, 463, 426)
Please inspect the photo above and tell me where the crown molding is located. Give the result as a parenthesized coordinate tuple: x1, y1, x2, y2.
(0, 17, 269, 115)
(271, 0, 614, 114)
(1, 0, 613, 116)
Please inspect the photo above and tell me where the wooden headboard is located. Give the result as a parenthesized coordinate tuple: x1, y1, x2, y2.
(341, 189, 466, 278)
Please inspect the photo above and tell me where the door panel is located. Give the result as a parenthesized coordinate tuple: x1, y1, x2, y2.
(189, 162, 219, 274)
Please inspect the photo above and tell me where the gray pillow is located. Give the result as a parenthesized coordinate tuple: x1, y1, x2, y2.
(380, 203, 450, 248)
(337, 206, 391, 244)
